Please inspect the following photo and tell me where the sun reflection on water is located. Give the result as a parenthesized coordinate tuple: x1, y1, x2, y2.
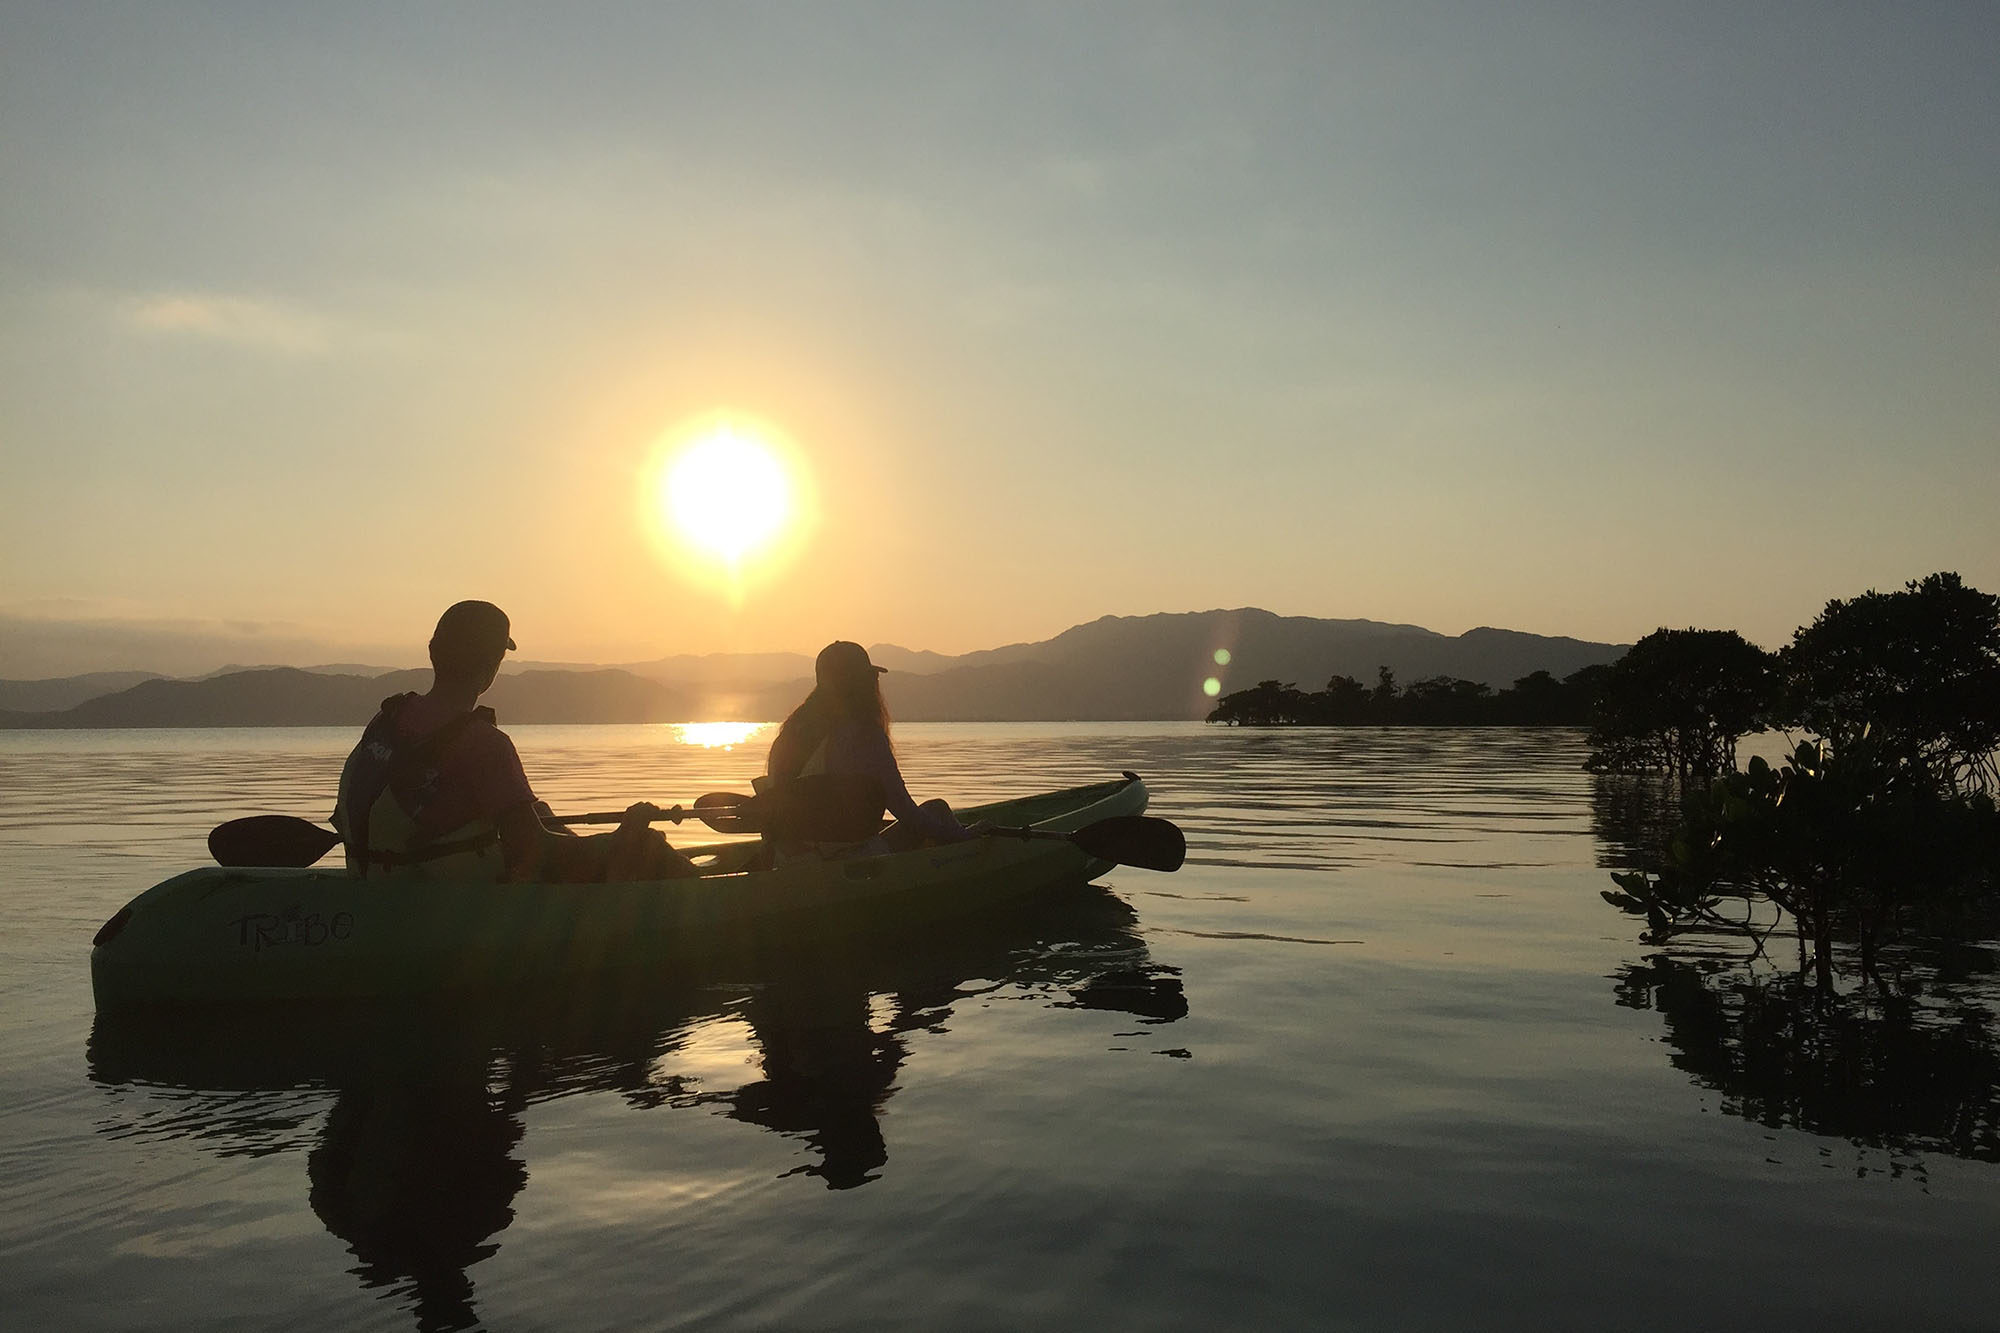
(674, 722, 771, 750)
(648, 1015, 762, 1089)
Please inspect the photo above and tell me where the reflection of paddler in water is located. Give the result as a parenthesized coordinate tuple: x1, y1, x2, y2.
(730, 968, 904, 1189)
(712, 886, 1188, 1189)
(85, 889, 1189, 1322)
(307, 1065, 525, 1333)
(87, 1003, 536, 1333)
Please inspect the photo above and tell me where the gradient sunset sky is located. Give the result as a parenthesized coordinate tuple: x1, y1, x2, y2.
(3, 3, 1995, 673)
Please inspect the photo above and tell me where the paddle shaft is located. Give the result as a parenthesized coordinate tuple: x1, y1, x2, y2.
(550, 801, 746, 828)
(208, 792, 767, 867)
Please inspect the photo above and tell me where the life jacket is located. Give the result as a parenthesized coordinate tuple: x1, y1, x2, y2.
(754, 738, 887, 862)
(332, 694, 507, 879)
(751, 736, 830, 804)
(797, 737, 831, 779)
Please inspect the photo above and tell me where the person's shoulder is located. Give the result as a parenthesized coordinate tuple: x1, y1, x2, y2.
(459, 706, 524, 762)
(464, 705, 514, 742)
(360, 692, 419, 737)
(371, 691, 419, 720)
(838, 719, 895, 756)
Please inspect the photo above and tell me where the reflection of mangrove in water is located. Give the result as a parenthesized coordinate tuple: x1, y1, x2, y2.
(86, 884, 1187, 1332)
(1589, 771, 1684, 872)
(1595, 772, 2000, 1171)
(1613, 950, 2000, 1172)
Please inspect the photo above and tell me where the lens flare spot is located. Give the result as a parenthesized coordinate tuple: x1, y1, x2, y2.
(1203, 677, 1222, 697)
(1213, 649, 1232, 666)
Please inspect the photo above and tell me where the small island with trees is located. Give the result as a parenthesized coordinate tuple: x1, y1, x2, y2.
(1205, 665, 1606, 728)
(1213, 571, 2000, 1014)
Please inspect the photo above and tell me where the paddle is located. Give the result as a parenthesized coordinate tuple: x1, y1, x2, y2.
(558, 776, 887, 838)
(208, 815, 343, 869)
(208, 781, 1184, 872)
(207, 793, 772, 868)
(702, 774, 889, 841)
(984, 815, 1186, 872)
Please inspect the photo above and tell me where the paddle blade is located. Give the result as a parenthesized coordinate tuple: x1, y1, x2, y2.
(1070, 815, 1186, 872)
(697, 775, 887, 841)
(692, 792, 763, 834)
(209, 815, 342, 868)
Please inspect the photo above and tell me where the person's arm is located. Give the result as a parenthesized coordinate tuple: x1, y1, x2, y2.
(499, 802, 566, 880)
(500, 801, 696, 882)
(847, 728, 971, 842)
(472, 732, 599, 881)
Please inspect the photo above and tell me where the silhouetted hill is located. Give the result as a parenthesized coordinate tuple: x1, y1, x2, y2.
(949, 610, 1436, 673)
(889, 661, 1130, 721)
(196, 662, 407, 679)
(484, 670, 694, 723)
(745, 611, 1623, 722)
(0, 667, 697, 729)
(0, 609, 1625, 726)
(863, 644, 955, 674)
(0, 671, 163, 712)
(526, 651, 815, 687)
(561, 646, 948, 684)
(879, 610, 1623, 720)
(0, 669, 417, 728)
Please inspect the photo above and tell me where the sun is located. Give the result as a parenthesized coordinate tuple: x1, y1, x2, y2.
(642, 414, 815, 601)
(659, 426, 792, 566)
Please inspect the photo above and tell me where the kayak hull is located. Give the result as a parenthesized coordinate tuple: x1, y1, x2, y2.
(91, 774, 1148, 1008)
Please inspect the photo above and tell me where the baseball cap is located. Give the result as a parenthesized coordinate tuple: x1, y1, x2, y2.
(431, 600, 516, 658)
(815, 640, 886, 685)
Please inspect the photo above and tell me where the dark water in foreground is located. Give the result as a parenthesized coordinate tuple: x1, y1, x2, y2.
(2, 724, 1996, 1331)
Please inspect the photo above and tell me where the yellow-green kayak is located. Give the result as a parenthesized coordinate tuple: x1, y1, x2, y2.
(91, 774, 1148, 1008)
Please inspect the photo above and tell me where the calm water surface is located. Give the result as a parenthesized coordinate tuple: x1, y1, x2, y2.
(2, 724, 1996, 1330)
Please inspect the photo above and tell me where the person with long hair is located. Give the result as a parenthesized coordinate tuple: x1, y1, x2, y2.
(763, 641, 973, 853)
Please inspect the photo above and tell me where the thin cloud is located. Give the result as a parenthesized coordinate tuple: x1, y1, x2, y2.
(120, 292, 329, 353)
(0, 607, 414, 678)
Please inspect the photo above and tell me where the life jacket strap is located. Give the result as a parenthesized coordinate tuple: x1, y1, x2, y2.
(364, 828, 502, 869)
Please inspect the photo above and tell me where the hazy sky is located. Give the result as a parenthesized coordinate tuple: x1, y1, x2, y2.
(3, 2, 1995, 672)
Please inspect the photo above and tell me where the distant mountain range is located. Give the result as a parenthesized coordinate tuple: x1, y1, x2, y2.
(0, 608, 1626, 728)
(0, 671, 165, 713)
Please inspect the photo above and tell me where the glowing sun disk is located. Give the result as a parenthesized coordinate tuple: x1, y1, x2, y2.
(663, 430, 791, 564)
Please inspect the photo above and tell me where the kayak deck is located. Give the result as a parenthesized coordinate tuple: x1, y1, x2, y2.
(91, 774, 1149, 1008)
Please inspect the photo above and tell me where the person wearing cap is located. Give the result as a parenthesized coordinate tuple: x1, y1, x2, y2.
(332, 600, 692, 882)
(761, 640, 974, 856)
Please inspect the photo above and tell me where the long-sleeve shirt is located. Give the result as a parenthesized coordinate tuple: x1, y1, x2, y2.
(803, 721, 970, 843)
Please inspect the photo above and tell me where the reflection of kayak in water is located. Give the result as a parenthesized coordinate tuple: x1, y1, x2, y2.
(87, 881, 1187, 1328)
(92, 775, 1150, 1008)
(87, 879, 1182, 1104)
